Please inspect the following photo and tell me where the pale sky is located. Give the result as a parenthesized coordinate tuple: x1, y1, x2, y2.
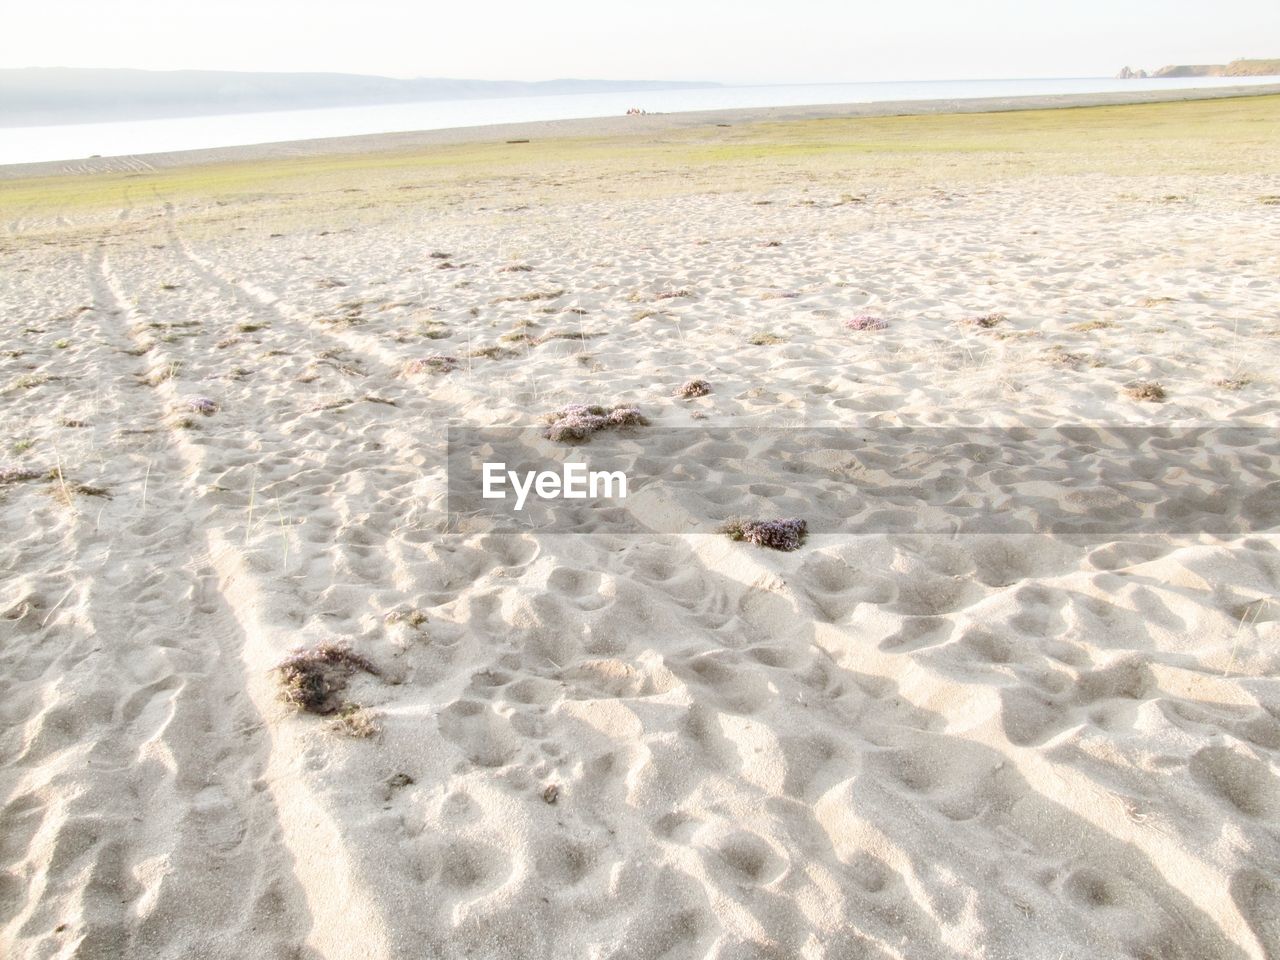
(4, 0, 1278, 84)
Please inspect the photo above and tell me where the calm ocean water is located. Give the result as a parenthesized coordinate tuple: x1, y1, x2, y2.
(3, 75, 1276, 166)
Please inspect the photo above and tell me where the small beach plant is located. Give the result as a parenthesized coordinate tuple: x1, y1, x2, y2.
(720, 517, 808, 552)
(1125, 380, 1166, 402)
(1044, 346, 1088, 367)
(44, 467, 110, 504)
(385, 608, 429, 629)
(0, 465, 42, 485)
(1214, 375, 1251, 391)
(404, 354, 460, 375)
(674, 378, 712, 399)
(844, 315, 887, 331)
(962, 313, 1006, 329)
(330, 704, 380, 738)
(543, 403, 649, 443)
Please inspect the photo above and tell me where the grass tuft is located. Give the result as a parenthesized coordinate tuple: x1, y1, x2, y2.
(10, 373, 52, 391)
(44, 466, 110, 504)
(1125, 380, 1166, 402)
(1215, 375, 1252, 391)
(385, 607, 429, 629)
(1044, 346, 1089, 367)
(141, 362, 181, 386)
(961, 312, 1006, 329)
(491, 289, 565, 304)
(330, 704, 380, 738)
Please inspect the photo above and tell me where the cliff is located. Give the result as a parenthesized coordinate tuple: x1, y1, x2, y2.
(1152, 64, 1224, 78)
(1224, 59, 1280, 76)
(1121, 58, 1280, 79)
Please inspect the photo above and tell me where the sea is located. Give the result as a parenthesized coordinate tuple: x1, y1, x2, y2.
(2, 75, 1275, 166)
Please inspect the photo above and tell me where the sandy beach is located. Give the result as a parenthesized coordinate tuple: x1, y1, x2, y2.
(2, 89, 1279, 959)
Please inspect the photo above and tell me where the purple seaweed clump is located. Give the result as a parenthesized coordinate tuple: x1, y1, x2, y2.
(405, 354, 460, 375)
(607, 406, 647, 428)
(674, 378, 712, 399)
(844, 314, 887, 332)
(275, 642, 379, 714)
(0, 465, 42, 485)
(543, 404, 609, 442)
(187, 396, 219, 416)
(543, 403, 649, 443)
(720, 517, 808, 552)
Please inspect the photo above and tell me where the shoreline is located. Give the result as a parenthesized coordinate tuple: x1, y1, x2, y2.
(4, 80, 1280, 180)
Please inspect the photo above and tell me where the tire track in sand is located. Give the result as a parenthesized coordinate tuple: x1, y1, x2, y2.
(0, 242, 364, 960)
(94, 244, 396, 959)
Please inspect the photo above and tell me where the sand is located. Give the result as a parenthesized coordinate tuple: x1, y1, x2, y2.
(1, 92, 1279, 959)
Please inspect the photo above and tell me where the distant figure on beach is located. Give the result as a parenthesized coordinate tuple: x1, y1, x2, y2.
(626, 107, 649, 116)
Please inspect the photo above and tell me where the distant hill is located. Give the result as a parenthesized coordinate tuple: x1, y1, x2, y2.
(0, 68, 721, 126)
(1219, 59, 1280, 76)
(1118, 58, 1280, 80)
(1153, 64, 1225, 78)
